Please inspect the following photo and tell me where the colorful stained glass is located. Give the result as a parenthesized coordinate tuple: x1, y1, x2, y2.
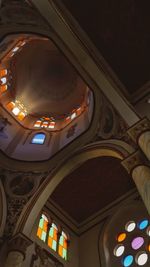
(117, 233, 126, 242)
(122, 255, 134, 267)
(136, 252, 148, 266)
(32, 133, 46, 144)
(125, 221, 136, 232)
(114, 245, 125, 257)
(58, 231, 68, 260)
(48, 223, 58, 252)
(131, 237, 144, 250)
(138, 220, 149, 230)
(37, 214, 48, 242)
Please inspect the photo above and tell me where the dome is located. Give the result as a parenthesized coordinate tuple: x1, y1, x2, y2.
(10, 38, 87, 118)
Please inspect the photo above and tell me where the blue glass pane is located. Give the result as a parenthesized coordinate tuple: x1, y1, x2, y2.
(32, 133, 45, 144)
(138, 219, 149, 230)
(123, 255, 134, 267)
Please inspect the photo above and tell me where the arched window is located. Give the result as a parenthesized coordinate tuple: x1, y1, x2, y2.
(114, 218, 150, 266)
(101, 202, 150, 267)
(48, 223, 58, 252)
(58, 230, 68, 260)
(31, 133, 46, 144)
(37, 213, 69, 261)
(37, 213, 48, 242)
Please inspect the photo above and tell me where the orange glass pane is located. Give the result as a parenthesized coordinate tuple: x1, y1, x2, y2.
(7, 102, 15, 110)
(53, 229, 58, 241)
(0, 84, 7, 93)
(43, 220, 48, 232)
(148, 244, 150, 252)
(17, 112, 26, 121)
(48, 237, 53, 248)
(59, 245, 63, 257)
(117, 233, 126, 242)
(0, 69, 7, 77)
(37, 227, 42, 238)
(64, 240, 67, 249)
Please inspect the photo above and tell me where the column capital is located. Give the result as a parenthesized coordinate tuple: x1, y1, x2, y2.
(7, 233, 32, 259)
(121, 150, 147, 174)
(127, 117, 150, 142)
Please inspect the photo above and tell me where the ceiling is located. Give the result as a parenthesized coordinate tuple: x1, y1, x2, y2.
(11, 38, 86, 117)
(51, 156, 135, 223)
(62, 0, 150, 94)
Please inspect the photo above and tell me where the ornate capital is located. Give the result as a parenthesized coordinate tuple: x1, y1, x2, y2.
(7, 233, 32, 258)
(121, 150, 146, 174)
(127, 117, 150, 142)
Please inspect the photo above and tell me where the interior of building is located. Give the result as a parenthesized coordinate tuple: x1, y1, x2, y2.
(0, 1, 150, 267)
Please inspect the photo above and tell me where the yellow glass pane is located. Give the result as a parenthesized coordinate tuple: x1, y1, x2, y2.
(59, 245, 63, 257)
(48, 237, 53, 248)
(37, 227, 42, 238)
(117, 233, 126, 242)
(17, 112, 26, 121)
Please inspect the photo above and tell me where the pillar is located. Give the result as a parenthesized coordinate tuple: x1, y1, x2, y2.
(4, 233, 32, 267)
(127, 117, 150, 161)
(122, 150, 150, 214)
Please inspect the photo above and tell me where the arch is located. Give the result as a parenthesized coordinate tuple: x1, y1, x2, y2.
(14, 139, 135, 237)
(0, 180, 7, 237)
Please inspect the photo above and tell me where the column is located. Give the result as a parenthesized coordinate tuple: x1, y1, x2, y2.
(127, 117, 150, 161)
(4, 233, 32, 267)
(122, 150, 150, 214)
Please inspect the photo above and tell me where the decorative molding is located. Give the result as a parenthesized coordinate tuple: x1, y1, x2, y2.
(121, 150, 147, 174)
(127, 117, 150, 142)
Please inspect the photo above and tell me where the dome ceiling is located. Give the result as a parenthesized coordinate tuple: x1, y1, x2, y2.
(11, 39, 86, 117)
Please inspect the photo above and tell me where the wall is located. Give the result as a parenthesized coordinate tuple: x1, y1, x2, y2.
(79, 223, 104, 267)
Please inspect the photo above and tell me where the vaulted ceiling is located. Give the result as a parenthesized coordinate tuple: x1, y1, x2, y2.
(62, 0, 150, 94)
(51, 156, 135, 223)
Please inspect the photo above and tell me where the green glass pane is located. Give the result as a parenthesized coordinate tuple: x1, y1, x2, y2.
(49, 227, 54, 237)
(59, 235, 64, 246)
(52, 240, 57, 251)
(39, 218, 44, 229)
(41, 231, 46, 242)
(63, 248, 67, 260)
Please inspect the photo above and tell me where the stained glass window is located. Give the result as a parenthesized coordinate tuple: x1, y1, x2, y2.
(58, 231, 68, 260)
(31, 133, 46, 144)
(37, 213, 48, 242)
(48, 223, 58, 252)
(113, 218, 150, 266)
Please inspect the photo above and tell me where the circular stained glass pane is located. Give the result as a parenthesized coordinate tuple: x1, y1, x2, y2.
(123, 255, 134, 267)
(114, 245, 125, 257)
(126, 221, 136, 232)
(117, 233, 126, 242)
(146, 226, 150, 236)
(136, 252, 148, 266)
(138, 219, 149, 230)
(131, 237, 144, 250)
